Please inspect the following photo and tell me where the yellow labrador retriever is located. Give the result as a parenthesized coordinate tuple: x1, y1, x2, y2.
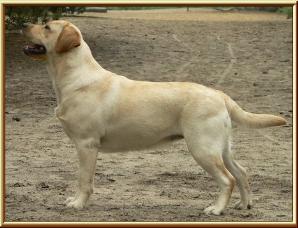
(22, 20, 286, 215)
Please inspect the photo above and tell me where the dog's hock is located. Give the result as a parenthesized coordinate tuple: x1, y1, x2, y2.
(55, 25, 81, 53)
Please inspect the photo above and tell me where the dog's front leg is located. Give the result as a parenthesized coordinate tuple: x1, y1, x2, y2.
(65, 139, 98, 209)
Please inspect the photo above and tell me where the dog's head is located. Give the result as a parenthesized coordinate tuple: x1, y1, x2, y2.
(22, 20, 81, 60)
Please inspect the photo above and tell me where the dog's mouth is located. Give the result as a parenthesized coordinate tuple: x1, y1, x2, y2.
(23, 43, 46, 56)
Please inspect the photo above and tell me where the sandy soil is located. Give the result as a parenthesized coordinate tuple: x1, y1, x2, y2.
(5, 9, 293, 222)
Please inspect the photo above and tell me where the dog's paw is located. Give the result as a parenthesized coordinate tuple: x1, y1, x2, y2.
(65, 196, 86, 209)
(65, 196, 76, 205)
(204, 205, 223, 216)
(234, 200, 252, 210)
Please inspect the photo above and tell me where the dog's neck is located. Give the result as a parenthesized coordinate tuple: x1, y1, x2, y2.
(46, 41, 106, 104)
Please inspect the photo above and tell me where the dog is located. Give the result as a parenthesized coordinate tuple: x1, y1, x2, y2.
(22, 20, 286, 215)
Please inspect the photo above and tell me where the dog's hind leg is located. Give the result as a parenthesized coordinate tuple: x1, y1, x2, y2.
(182, 111, 235, 215)
(222, 140, 252, 210)
(65, 138, 98, 209)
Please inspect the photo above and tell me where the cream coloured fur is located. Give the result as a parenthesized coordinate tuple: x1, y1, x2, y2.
(22, 20, 286, 215)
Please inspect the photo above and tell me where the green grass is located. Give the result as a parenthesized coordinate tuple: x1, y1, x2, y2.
(106, 7, 181, 10)
(277, 7, 293, 18)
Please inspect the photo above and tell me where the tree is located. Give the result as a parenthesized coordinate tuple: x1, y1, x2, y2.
(5, 6, 86, 30)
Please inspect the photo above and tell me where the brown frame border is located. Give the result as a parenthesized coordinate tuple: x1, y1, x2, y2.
(1, 2, 296, 227)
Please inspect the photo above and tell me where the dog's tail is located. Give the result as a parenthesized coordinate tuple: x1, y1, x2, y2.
(222, 93, 287, 128)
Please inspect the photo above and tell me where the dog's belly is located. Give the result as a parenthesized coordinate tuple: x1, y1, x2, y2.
(100, 123, 182, 152)
(100, 134, 183, 152)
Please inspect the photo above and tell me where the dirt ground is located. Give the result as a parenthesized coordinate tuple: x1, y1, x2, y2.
(5, 9, 293, 222)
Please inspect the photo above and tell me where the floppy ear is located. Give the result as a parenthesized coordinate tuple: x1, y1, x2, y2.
(55, 25, 81, 53)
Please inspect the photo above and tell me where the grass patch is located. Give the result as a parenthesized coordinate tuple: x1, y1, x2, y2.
(277, 7, 293, 18)
(106, 7, 181, 10)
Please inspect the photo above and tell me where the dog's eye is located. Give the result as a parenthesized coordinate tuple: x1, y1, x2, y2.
(44, 25, 50, 30)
